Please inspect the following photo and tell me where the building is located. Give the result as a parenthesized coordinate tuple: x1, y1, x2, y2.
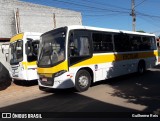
(0, 0, 82, 40)
(0, 0, 82, 81)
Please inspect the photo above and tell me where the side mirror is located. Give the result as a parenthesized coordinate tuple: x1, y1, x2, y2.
(5, 53, 9, 62)
(69, 42, 77, 56)
(1, 44, 9, 54)
(32, 40, 39, 56)
(1, 45, 5, 54)
(1, 48, 4, 54)
(25, 43, 32, 56)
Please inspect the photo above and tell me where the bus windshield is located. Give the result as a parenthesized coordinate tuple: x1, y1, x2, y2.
(38, 28, 66, 67)
(10, 40, 23, 65)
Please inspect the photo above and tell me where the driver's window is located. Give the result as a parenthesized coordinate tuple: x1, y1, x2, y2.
(16, 40, 23, 61)
(26, 39, 39, 62)
(32, 42, 39, 56)
(69, 33, 75, 57)
(79, 37, 90, 56)
(70, 35, 90, 57)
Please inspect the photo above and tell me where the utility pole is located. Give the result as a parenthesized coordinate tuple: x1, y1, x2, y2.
(131, 0, 136, 31)
(53, 13, 56, 28)
(14, 8, 21, 34)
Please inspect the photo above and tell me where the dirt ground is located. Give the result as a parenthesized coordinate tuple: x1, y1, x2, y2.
(0, 80, 52, 108)
(0, 67, 160, 115)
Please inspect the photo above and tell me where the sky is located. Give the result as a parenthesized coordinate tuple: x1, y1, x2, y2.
(21, 0, 160, 36)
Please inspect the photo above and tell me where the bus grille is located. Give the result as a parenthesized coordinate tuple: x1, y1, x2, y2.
(39, 77, 54, 86)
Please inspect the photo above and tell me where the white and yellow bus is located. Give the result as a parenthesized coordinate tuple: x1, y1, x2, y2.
(9, 32, 42, 81)
(37, 25, 158, 92)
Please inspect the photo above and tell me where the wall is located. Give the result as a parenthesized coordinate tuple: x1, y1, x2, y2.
(0, 0, 82, 38)
(0, 0, 82, 80)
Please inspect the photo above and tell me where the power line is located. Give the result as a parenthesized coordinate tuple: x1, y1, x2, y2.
(0, 0, 159, 19)
(1, 0, 160, 32)
(138, 15, 160, 27)
(52, 0, 130, 14)
(137, 12, 160, 19)
(134, 0, 147, 8)
(83, 12, 128, 17)
(80, 0, 130, 11)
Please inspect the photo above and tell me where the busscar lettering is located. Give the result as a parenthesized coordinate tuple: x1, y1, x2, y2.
(123, 53, 138, 60)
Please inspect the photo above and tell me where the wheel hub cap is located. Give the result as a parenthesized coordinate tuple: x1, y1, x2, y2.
(78, 76, 88, 88)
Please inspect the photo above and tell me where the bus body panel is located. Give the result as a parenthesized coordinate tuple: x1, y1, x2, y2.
(37, 25, 158, 90)
(38, 51, 158, 89)
(9, 32, 42, 81)
(9, 63, 27, 80)
(38, 72, 74, 89)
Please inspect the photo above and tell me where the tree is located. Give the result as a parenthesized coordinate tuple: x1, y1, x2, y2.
(136, 30, 145, 33)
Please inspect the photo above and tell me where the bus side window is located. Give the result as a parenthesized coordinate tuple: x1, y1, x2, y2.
(102, 34, 113, 52)
(92, 33, 113, 53)
(92, 33, 102, 52)
(114, 34, 131, 52)
(140, 37, 151, 50)
(114, 34, 124, 52)
(140, 36, 157, 50)
(69, 33, 79, 57)
(70, 36, 90, 57)
(16, 40, 23, 61)
(150, 37, 157, 50)
(79, 37, 90, 56)
(69, 30, 91, 57)
(130, 36, 141, 51)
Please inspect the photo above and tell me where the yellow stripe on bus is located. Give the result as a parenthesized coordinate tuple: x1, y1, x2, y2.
(71, 50, 158, 68)
(37, 50, 158, 74)
(22, 61, 37, 69)
(10, 33, 24, 42)
(37, 61, 68, 74)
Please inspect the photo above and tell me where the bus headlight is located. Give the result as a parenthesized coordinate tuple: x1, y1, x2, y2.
(54, 70, 67, 77)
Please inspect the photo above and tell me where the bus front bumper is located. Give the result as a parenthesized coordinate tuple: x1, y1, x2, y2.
(9, 69, 38, 81)
(38, 72, 75, 89)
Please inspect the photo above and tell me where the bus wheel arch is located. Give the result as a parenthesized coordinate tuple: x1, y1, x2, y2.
(75, 67, 93, 92)
(137, 60, 146, 74)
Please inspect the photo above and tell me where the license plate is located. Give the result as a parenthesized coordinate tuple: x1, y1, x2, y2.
(42, 78, 48, 82)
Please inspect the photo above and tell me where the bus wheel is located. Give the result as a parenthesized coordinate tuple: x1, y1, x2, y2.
(137, 61, 145, 74)
(75, 70, 91, 92)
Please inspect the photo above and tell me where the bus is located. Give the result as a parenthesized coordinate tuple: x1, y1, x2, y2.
(37, 25, 158, 92)
(9, 32, 42, 81)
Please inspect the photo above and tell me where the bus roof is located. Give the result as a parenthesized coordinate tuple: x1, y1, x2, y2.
(67, 25, 155, 37)
(10, 32, 42, 43)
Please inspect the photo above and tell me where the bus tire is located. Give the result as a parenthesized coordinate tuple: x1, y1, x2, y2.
(75, 70, 91, 92)
(137, 61, 146, 74)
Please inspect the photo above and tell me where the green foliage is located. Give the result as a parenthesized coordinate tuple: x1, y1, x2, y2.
(136, 30, 145, 33)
